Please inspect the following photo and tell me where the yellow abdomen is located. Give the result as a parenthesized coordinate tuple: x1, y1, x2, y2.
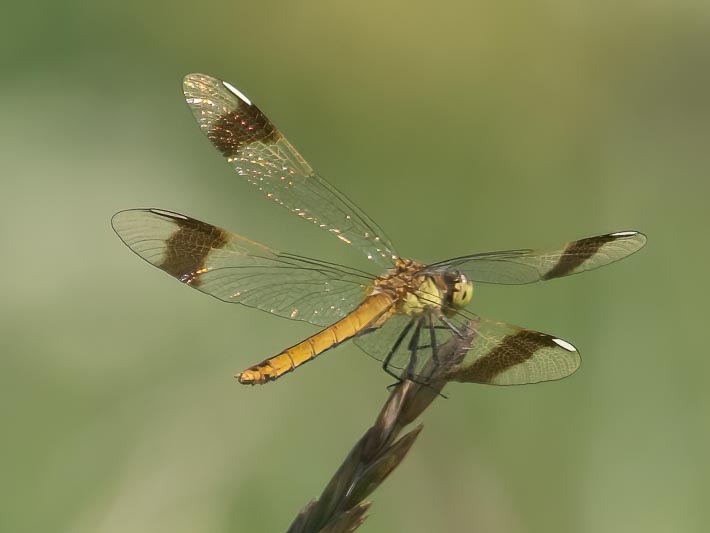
(237, 292, 393, 385)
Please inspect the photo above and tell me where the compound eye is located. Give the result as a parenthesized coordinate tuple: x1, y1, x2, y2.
(451, 278, 473, 308)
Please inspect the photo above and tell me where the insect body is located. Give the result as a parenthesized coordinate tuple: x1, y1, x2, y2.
(113, 74, 646, 387)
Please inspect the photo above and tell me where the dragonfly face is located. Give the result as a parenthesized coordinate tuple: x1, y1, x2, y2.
(444, 270, 474, 310)
(113, 73, 647, 386)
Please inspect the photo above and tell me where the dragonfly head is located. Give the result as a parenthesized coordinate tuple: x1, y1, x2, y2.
(447, 271, 473, 309)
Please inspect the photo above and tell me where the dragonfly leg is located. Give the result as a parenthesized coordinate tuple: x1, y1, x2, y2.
(383, 367, 402, 383)
(404, 319, 423, 381)
(385, 380, 402, 391)
(428, 314, 440, 366)
(439, 315, 464, 339)
(381, 319, 415, 382)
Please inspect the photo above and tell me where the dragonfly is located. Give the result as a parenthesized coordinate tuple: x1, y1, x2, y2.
(112, 73, 647, 386)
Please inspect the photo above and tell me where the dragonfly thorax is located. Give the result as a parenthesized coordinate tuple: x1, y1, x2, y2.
(373, 259, 473, 316)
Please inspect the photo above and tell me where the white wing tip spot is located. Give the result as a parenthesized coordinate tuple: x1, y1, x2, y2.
(552, 338, 577, 352)
(610, 231, 638, 237)
(222, 81, 252, 106)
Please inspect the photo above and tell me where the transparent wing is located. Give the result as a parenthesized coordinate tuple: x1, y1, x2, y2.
(182, 73, 398, 268)
(445, 312, 580, 385)
(354, 309, 580, 385)
(112, 209, 371, 327)
(427, 231, 647, 284)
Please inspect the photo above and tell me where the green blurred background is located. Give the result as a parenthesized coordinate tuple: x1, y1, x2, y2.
(1, 1, 708, 532)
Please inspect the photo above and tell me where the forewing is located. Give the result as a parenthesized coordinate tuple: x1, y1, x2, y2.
(112, 209, 369, 327)
(428, 231, 647, 284)
(182, 73, 397, 267)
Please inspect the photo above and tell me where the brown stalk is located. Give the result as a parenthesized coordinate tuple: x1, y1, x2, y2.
(286, 320, 476, 533)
